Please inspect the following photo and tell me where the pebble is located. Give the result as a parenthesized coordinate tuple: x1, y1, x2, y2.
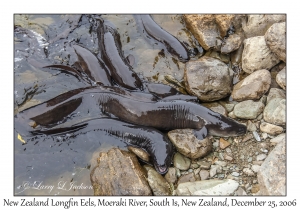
(210, 167, 217, 177)
(164, 167, 177, 184)
(253, 131, 261, 141)
(270, 133, 285, 144)
(260, 122, 283, 135)
(234, 100, 265, 119)
(177, 173, 196, 185)
(247, 157, 253, 162)
(173, 152, 191, 171)
(256, 154, 267, 161)
(215, 161, 227, 167)
(263, 98, 286, 125)
(198, 161, 211, 170)
(199, 170, 210, 180)
(220, 138, 231, 149)
(243, 168, 255, 176)
(232, 172, 240, 177)
(276, 67, 286, 90)
(251, 165, 261, 173)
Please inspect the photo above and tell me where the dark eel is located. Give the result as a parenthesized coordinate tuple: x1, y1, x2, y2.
(136, 14, 190, 62)
(16, 88, 246, 140)
(97, 19, 143, 90)
(31, 118, 174, 174)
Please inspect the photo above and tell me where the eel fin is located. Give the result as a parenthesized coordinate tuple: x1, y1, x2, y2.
(193, 126, 208, 140)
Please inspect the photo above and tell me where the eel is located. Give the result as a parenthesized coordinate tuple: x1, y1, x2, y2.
(16, 88, 247, 140)
(97, 19, 143, 90)
(136, 14, 190, 62)
(31, 118, 174, 174)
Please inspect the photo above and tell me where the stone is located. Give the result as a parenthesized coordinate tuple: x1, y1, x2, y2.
(177, 173, 196, 184)
(243, 168, 255, 176)
(251, 165, 261, 173)
(202, 102, 227, 116)
(231, 69, 271, 101)
(276, 67, 286, 90)
(263, 98, 286, 125)
(231, 172, 240, 177)
(265, 22, 286, 62)
(270, 133, 285, 144)
(267, 88, 286, 103)
(260, 122, 283, 135)
(270, 63, 286, 88)
(184, 56, 233, 102)
(199, 170, 210, 180)
(127, 146, 149, 162)
(257, 141, 286, 195)
(247, 120, 257, 132)
(197, 161, 211, 170)
(214, 161, 227, 167)
(90, 148, 151, 196)
(219, 101, 237, 112)
(233, 100, 265, 119)
(219, 138, 231, 149)
(234, 187, 247, 195)
(147, 167, 171, 196)
(256, 154, 267, 161)
(164, 167, 177, 184)
(242, 36, 280, 74)
(210, 167, 217, 177)
(176, 179, 239, 196)
(168, 129, 213, 159)
(173, 152, 191, 171)
(221, 34, 243, 54)
(251, 184, 260, 194)
(224, 154, 233, 161)
(183, 15, 220, 50)
(243, 15, 286, 38)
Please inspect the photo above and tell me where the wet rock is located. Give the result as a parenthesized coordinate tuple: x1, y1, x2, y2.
(260, 122, 283, 135)
(233, 100, 265, 119)
(265, 22, 286, 62)
(90, 148, 151, 196)
(221, 34, 243, 54)
(146, 167, 171, 196)
(270, 133, 285, 144)
(231, 69, 271, 101)
(243, 168, 255, 176)
(199, 170, 210, 180)
(176, 179, 239, 195)
(184, 56, 233, 102)
(242, 36, 280, 74)
(173, 152, 191, 170)
(168, 129, 212, 159)
(219, 138, 231, 149)
(263, 98, 286, 125)
(276, 67, 286, 90)
(177, 173, 196, 184)
(164, 167, 177, 184)
(257, 141, 286, 195)
(242, 133, 253, 142)
(256, 154, 267, 161)
(267, 88, 286, 103)
(202, 102, 227, 116)
(127, 146, 149, 162)
(243, 15, 286, 38)
(183, 15, 220, 50)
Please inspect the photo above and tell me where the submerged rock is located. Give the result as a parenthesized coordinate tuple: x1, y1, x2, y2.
(184, 56, 233, 102)
(231, 69, 271, 101)
(90, 148, 151, 196)
(265, 22, 286, 62)
(176, 179, 239, 195)
(168, 129, 212, 159)
(242, 36, 280, 74)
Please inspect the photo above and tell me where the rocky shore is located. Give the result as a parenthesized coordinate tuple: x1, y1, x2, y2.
(90, 14, 286, 196)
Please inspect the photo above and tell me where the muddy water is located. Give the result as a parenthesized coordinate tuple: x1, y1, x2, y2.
(14, 14, 203, 195)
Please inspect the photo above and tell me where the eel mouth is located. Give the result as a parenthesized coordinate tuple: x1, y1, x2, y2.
(155, 165, 168, 175)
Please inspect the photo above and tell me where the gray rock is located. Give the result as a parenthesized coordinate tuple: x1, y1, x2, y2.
(232, 172, 240, 177)
(210, 167, 217, 177)
(176, 179, 239, 195)
(232, 69, 271, 101)
(184, 56, 233, 102)
(202, 102, 227, 116)
(183, 15, 221, 50)
(221, 34, 243, 54)
(257, 141, 286, 195)
(267, 88, 286, 103)
(177, 172, 196, 184)
(90, 148, 151, 195)
(256, 154, 267, 161)
(243, 15, 286, 38)
(199, 170, 210, 180)
(215, 161, 227, 167)
(164, 167, 177, 184)
(147, 167, 171, 196)
(219, 101, 237, 112)
(247, 120, 257, 132)
(265, 22, 286, 62)
(276, 67, 286, 90)
(243, 168, 255, 176)
(197, 161, 211, 170)
(263, 98, 286, 125)
(270, 133, 285, 144)
(173, 152, 191, 170)
(233, 100, 265, 119)
(168, 129, 213, 159)
(260, 122, 283, 135)
(242, 36, 280, 74)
